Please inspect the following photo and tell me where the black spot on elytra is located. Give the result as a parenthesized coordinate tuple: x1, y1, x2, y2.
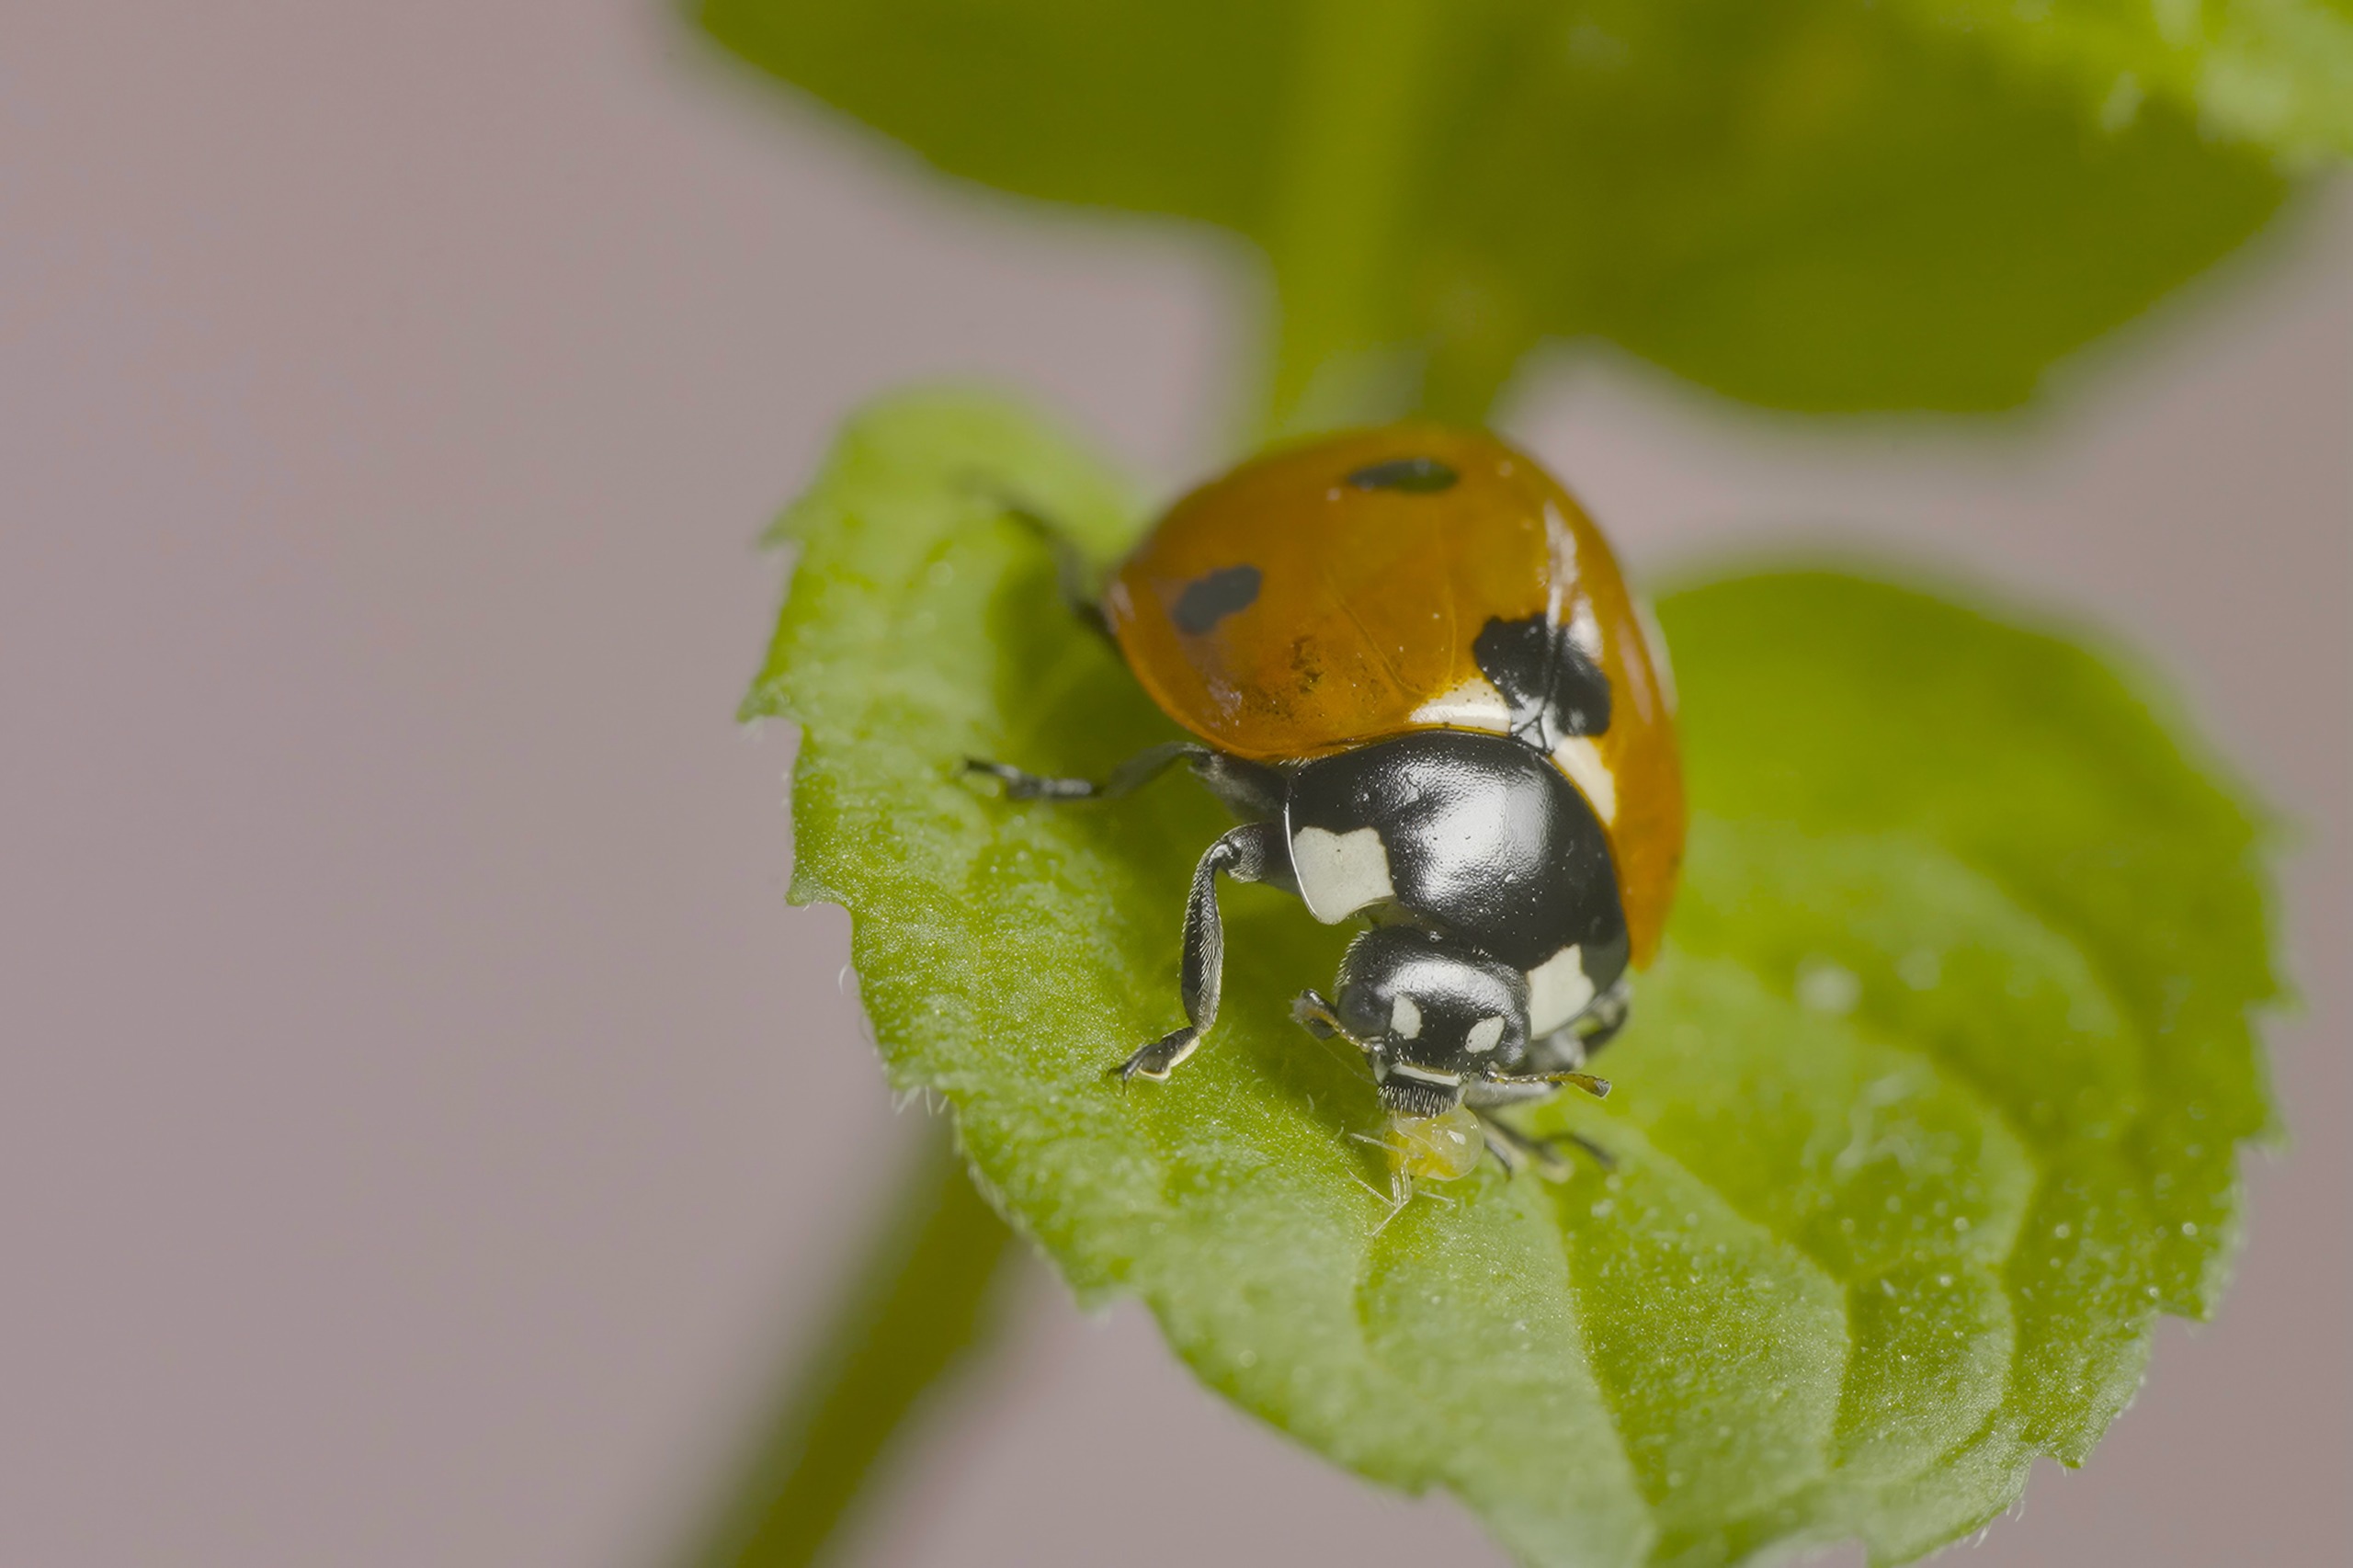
(1172, 563, 1262, 634)
(1473, 612, 1611, 751)
(1346, 456, 1458, 494)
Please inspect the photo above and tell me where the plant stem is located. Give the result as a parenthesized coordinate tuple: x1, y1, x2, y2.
(1254, 0, 1528, 435)
(1416, 256, 1534, 427)
(1258, 0, 1448, 437)
(683, 1125, 1017, 1568)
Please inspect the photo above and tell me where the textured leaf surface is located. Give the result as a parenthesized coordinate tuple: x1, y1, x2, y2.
(745, 392, 2279, 1567)
(697, 0, 2321, 415)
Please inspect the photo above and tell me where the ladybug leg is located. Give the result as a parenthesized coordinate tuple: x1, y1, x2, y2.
(1518, 976, 1633, 1076)
(1572, 976, 1633, 1058)
(1113, 823, 1281, 1085)
(1474, 1110, 1613, 1176)
(966, 747, 1287, 823)
(964, 742, 1207, 801)
(1472, 1111, 1563, 1180)
(986, 494, 1117, 643)
(1463, 1079, 1614, 1177)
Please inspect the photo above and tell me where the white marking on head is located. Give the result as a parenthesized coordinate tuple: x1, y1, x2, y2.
(1527, 946, 1596, 1036)
(1464, 1016, 1506, 1055)
(1550, 736, 1618, 825)
(1387, 1062, 1462, 1087)
(1408, 675, 1511, 733)
(1390, 994, 1423, 1040)
(1290, 825, 1397, 924)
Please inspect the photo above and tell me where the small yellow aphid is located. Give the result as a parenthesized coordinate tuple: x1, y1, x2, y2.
(1384, 1105, 1486, 1183)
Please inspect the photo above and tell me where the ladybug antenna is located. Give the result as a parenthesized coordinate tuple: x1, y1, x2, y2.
(1486, 1066, 1611, 1100)
(1291, 989, 1368, 1052)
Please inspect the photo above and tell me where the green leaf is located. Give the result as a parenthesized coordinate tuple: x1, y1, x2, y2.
(696, 0, 2324, 420)
(1893, 0, 2353, 165)
(745, 391, 2279, 1567)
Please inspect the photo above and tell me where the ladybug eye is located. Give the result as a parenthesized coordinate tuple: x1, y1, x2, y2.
(1346, 456, 1457, 494)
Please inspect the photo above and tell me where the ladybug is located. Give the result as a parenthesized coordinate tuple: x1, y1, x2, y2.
(969, 425, 1684, 1180)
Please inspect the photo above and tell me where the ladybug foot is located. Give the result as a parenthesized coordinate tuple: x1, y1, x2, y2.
(963, 757, 1096, 801)
(1111, 1028, 1200, 1085)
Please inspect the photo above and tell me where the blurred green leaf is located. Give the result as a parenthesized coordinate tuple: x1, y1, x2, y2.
(744, 391, 2279, 1566)
(1898, 0, 2353, 164)
(696, 0, 2328, 420)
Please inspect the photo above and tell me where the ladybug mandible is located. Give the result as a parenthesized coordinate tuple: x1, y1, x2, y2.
(970, 425, 1684, 1180)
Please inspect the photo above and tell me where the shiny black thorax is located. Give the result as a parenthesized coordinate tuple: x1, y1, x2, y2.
(1282, 730, 1627, 978)
(990, 712, 1637, 1117)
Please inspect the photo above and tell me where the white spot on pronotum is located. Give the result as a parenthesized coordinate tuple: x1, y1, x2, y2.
(1551, 736, 1618, 825)
(1290, 825, 1396, 924)
(1798, 958, 1861, 1016)
(1408, 675, 1511, 733)
(1390, 994, 1423, 1040)
(1527, 947, 1595, 1036)
(1464, 1016, 1506, 1055)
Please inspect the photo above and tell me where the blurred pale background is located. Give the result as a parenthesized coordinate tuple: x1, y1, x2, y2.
(1, 5, 2344, 1566)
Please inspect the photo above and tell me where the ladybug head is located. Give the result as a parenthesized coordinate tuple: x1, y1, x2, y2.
(1326, 925, 1529, 1116)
